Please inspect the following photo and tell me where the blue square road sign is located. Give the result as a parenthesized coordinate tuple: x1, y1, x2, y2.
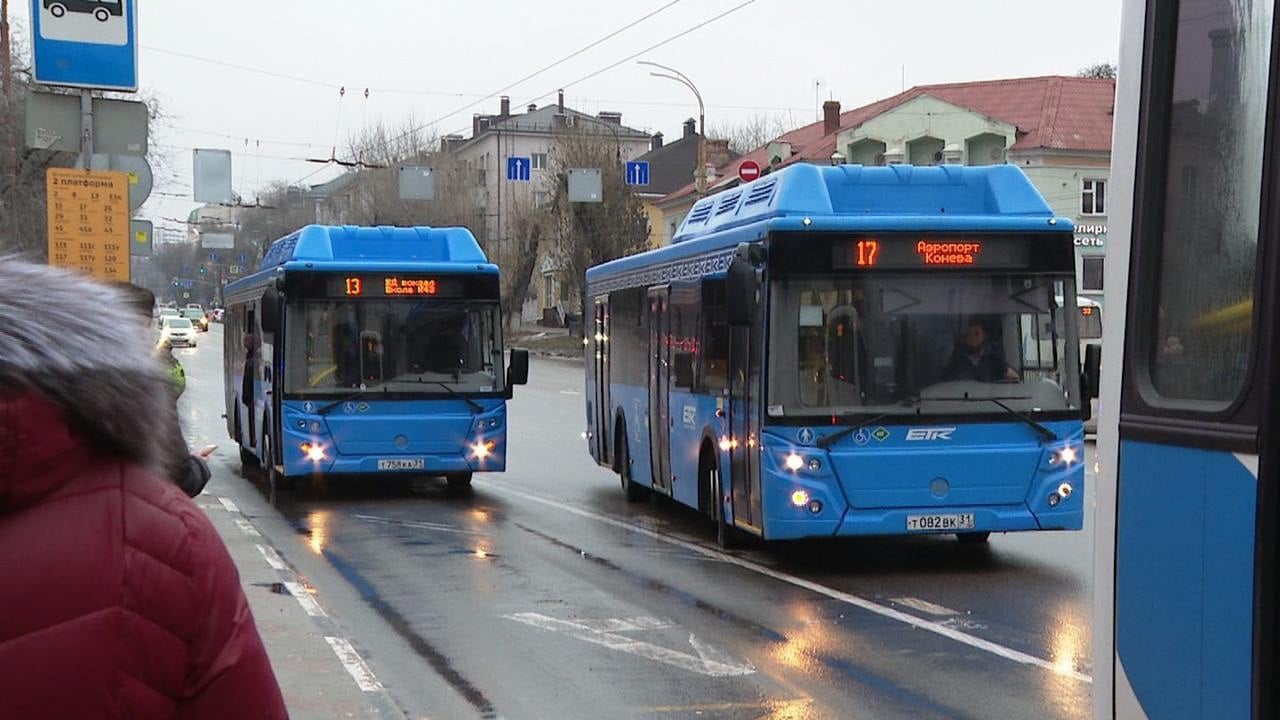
(626, 161, 650, 187)
(507, 156, 531, 182)
(31, 0, 139, 92)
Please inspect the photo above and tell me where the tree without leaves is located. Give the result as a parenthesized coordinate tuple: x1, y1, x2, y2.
(546, 128, 650, 314)
(1078, 63, 1117, 80)
(708, 112, 794, 155)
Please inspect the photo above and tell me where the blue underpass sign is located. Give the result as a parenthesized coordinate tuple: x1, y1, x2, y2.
(507, 156, 531, 182)
(31, 0, 139, 92)
(626, 161, 650, 187)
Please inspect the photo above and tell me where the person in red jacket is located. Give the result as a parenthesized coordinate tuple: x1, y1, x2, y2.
(0, 260, 288, 719)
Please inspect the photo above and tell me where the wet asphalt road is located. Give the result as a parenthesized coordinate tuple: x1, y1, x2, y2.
(179, 327, 1093, 720)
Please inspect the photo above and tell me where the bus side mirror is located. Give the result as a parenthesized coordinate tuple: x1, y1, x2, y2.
(260, 286, 281, 335)
(727, 245, 761, 326)
(673, 352, 695, 389)
(1083, 344, 1102, 401)
(508, 349, 530, 389)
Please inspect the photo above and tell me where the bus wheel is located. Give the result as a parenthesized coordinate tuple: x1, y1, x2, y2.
(708, 461, 736, 550)
(262, 432, 294, 492)
(94, 7, 109, 21)
(48, 4, 66, 17)
(446, 473, 473, 495)
(957, 532, 991, 545)
(617, 433, 648, 503)
(236, 413, 259, 471)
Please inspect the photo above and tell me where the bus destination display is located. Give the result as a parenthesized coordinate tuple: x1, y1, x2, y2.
(833, 236, 1031, 270)
(331, 275, 462, 298)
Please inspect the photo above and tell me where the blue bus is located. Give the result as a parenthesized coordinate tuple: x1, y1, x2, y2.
(1094, 0, 1278, 717)
(584, 164, 1092, 547)
(223, 225, 529, 492)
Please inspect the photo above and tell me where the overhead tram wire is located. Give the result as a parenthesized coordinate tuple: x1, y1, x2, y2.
(516, 0, 760, 112)
(383, 0, 687, 147)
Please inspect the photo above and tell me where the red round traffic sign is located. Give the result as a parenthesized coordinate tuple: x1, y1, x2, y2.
(738, 160, 762, 183)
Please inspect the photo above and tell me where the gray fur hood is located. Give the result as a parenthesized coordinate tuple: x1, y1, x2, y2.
(0, 260, 185, 500)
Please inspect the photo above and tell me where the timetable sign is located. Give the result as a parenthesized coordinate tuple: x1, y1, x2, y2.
(46, 168, 131, 282)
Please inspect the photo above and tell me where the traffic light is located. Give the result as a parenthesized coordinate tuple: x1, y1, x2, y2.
(199, 264, 208, 275)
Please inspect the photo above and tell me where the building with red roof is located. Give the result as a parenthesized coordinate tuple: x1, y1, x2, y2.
(655, 75, 1116, 305)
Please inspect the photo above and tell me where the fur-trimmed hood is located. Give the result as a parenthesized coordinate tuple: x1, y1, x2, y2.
(0, 260, 184, 511)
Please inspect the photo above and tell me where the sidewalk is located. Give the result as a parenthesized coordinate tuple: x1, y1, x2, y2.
(509, 321, 584, 360)
(194, 477, 402, 719)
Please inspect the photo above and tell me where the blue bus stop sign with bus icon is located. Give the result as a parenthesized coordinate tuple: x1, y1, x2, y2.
(31, 0, 139, 92)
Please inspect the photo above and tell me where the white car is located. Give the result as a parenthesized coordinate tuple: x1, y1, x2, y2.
(160, 318, 198, 348)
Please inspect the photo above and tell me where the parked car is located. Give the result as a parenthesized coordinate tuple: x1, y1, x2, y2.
(181, 308, 209, 332)
(210, 308, 225, 324)
(160, 318, 197, 348)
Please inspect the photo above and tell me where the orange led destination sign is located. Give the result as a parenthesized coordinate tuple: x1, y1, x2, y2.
(385, 278, 439, 296)
(916, 240, 982, 266)
(832, 236, 1032, 270)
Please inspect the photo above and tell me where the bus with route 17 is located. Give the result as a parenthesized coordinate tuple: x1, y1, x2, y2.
(223, 225, 529, 493)
(584, 164, 1093, 548)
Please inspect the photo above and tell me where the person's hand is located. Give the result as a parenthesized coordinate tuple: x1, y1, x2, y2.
(1004, 367, 1021, 382)
(196, 445, 218, 460)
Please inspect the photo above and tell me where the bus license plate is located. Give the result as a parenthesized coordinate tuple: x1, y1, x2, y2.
(377, 459, 425, 471)
(906, 514, 975, 532)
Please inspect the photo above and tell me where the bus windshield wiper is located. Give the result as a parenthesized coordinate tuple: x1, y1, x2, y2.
(430, 381, 484, 414)
(816, 412, 896, 449)
(927, 395, 1059, 442)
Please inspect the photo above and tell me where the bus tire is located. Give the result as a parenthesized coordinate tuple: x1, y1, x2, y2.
(707, 457, 736, 550)
(957, 532, 991, 545)
(49, 3, 66, 17)
(236, 411, 259, 471)
(616, 429, 648, 503)
(94, 7, 110, 21)
(446, 473, 473, 495)
(262, 431, 294, 492)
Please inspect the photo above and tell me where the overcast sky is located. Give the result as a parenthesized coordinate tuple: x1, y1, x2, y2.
(14, 0, 1122, 236)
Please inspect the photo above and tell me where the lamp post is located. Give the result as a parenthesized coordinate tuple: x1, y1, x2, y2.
(639, 61, 706, 197)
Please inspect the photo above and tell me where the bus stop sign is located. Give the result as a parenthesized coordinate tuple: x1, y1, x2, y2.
(31, 0, 139, 92)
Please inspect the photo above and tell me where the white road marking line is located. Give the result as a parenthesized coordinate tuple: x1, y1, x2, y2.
(217, 497, 240, 513)
(353, 514, 482, 535)
(560, 390, 582, 396)
(481, 482, 1092, 684)
(324, 637, 384, 692)
(574, 617, 676, 633)
(283, 581, 327, 617)
(256, 545, 287, 571)
(235, 519, 260, 538)
(892, 597, 960, 617)
(504, 613, 755, 677)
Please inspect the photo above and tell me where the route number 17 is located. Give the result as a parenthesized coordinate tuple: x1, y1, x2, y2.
(856, 240, 880, 267)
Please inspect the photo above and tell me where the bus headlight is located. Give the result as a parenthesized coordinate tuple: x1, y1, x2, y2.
(300, 442, 327, 462)
(471, 440, 496, 460)
(1058, 483, 1074, 500)
(785, 453, 805, 472)
(1051, 446, 1081, 466)
(791, 490, 811, 507)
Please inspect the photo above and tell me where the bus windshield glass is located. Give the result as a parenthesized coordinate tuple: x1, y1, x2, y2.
(284, 300, 504, 396)
(768, 274, 1082, 418)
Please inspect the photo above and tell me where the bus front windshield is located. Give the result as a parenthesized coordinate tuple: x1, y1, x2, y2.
(285, 300, 504, 396)
(768, 274, 1082, 419)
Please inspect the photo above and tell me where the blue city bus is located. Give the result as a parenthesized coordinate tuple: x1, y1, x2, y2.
(1094, 0, 1279, 717)
(223, 225, 529, 492)
(584, 164, 1091, 547)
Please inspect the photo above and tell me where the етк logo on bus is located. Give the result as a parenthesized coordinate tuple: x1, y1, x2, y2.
(906, 427, 957, 441)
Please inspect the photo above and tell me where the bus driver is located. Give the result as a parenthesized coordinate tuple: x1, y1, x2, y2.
(942, 319, 1020, 383)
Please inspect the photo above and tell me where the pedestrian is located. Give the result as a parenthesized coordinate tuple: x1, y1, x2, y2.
(0, 260, 288, 719)
(114, 282, 211, 498)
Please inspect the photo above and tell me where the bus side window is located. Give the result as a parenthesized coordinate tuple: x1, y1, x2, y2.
(700, 280, 729, 394)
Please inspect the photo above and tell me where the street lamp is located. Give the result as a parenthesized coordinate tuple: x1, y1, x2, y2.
(639, 61, 706, 197)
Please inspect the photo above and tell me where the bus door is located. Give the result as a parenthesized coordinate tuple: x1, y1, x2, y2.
(728, 312, 761, 531)
(593, 298, 611, 464)
(647, 287, 672, 495)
